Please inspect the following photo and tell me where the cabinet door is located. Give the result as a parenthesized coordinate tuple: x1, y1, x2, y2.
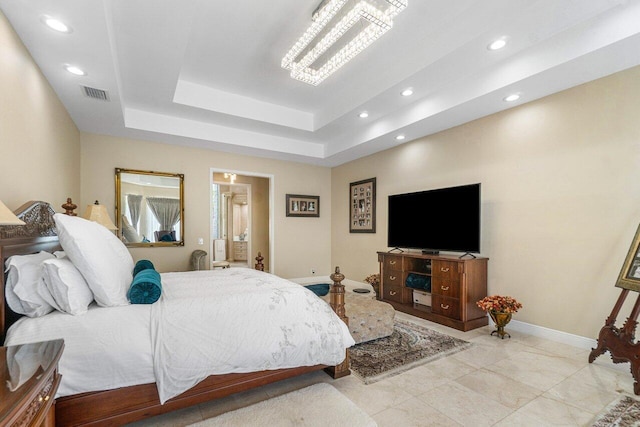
(234, 242, 247, 260)
(383, 285, 404, 303)
(432, 260, 461, 298)
(433, 261, 460, 281)
(382, 270, 403, 287)
(383, 255, 403, 271)
(432, 295, 461, 320)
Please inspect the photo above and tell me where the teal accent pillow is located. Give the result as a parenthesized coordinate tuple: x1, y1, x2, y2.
(128, 269, 162, 304)
(133, 259, 155, 276)
(304, 283, 331, 297)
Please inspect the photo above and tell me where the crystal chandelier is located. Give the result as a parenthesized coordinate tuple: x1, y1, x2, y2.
(282, 0, 408, 86)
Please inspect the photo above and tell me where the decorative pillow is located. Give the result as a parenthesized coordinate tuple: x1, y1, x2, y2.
(4, 251, 56, 317)
(42, 258, 94, 315)
(54, 213, 133, 307)
(128, 269, 162, 304)
(304, 283, 331, 297)
(133, 259, 155, 276)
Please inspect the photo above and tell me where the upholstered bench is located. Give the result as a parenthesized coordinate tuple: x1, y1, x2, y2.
(290, 276, 395, 344)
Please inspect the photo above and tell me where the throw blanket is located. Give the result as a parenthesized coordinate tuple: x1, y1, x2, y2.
(405, 273, 431, 291)
(151, 268, 354, 403)
(128, 260, 162, 304)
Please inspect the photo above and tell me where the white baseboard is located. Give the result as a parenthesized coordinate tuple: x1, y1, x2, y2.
(504, 319, 632, 373)
(507, 319, 597, 351)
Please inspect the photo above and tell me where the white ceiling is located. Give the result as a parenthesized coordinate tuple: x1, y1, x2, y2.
(2, 0, 640, 166)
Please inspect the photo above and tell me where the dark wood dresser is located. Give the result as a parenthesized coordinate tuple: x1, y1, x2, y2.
(0, 339, 64, 427)
(378, 251, 488, 331)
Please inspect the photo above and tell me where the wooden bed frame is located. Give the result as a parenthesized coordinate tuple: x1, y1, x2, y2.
(0, 201, 350, 426)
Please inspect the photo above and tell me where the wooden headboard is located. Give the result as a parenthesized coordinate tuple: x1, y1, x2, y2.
(0, 201, 61, 343)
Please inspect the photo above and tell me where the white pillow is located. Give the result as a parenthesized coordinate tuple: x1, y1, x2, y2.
(42, 258, 94, 315)
(5, 251, 56, 317)
(53, 250, 66, 258)
(54, 213, 133, 307)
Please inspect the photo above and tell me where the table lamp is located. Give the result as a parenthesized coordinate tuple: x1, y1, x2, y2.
(0, 200, 25, 225)
(83, 200, 117, 230)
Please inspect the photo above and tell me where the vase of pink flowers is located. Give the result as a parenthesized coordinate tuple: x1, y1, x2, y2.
(476, 295, 523, 339)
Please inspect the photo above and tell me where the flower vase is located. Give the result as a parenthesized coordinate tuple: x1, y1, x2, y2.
(489, 311, 512, 339)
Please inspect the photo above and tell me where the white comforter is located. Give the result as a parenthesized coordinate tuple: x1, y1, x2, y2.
(5, 269, 354, 403)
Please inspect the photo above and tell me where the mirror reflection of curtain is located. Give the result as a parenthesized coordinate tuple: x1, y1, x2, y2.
(126, 194, 143, 227)
(146, 197, 181, 231)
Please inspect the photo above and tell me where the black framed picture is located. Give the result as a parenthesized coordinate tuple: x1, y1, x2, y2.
(349, 177, 376, 233)
(286, 194, 320, 217)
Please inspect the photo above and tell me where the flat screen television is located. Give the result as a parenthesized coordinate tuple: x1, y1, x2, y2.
(387, 183, 481, 254)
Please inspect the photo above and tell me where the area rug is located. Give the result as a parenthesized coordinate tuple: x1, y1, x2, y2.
(188, 383, 376, 427)
(592, 395, 640, 427)
(350, 320, 472, 384)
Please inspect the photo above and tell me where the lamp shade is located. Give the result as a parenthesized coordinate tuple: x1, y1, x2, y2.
(0, 200, 25, 225)
(83, 201, 117, 230)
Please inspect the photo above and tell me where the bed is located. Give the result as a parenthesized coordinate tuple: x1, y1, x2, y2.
(0, 201, 353, 426)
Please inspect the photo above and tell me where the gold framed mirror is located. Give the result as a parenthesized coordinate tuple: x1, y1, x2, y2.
(115, 168, 184, 247)
(616, 223, 640, 291)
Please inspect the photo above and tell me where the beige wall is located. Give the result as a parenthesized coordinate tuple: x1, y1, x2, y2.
(332, 65, 640, 339)
(81, 133, 331, 277)
(0, 11, 80, 210)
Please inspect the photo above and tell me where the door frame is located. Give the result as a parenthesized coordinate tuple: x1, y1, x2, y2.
(210, 168, 274, 272)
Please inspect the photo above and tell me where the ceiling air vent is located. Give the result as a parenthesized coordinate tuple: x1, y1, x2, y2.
(81, 85, 110, 101)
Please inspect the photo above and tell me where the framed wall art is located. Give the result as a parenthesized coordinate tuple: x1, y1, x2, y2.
(616, 222, 640, 292)
(286, 194, 319, 217)
(349, 177, 376, 233)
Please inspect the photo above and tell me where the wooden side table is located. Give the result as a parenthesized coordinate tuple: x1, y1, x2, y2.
(0, 339, 64, 427)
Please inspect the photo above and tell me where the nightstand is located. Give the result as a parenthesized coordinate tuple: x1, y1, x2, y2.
(0, 339, 64, 427)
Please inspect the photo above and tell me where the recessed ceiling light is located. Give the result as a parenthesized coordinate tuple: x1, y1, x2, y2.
(42, 16, 71, 33)
(359, 111, 369, 118)
(65, 65, 86, 76)
(396, 134, 406, 140)
(504, 94, 520, 102)
(488, 38, 507, 51)
(401, 88, 413, 97)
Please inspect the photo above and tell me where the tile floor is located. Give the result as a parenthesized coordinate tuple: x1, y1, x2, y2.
(127, 312, 634, 426)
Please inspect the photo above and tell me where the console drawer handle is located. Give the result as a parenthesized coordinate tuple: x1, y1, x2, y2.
(441, 286, 449, 291)
(440, 303, 450, 310)
(440, 267, 450, 272)
(390, 260, 396, 265)
(390, 291, 397, 296)
(390, 275, 397, 280)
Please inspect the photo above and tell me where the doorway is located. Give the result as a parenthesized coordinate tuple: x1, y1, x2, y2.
(210, 170, 272, 271)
